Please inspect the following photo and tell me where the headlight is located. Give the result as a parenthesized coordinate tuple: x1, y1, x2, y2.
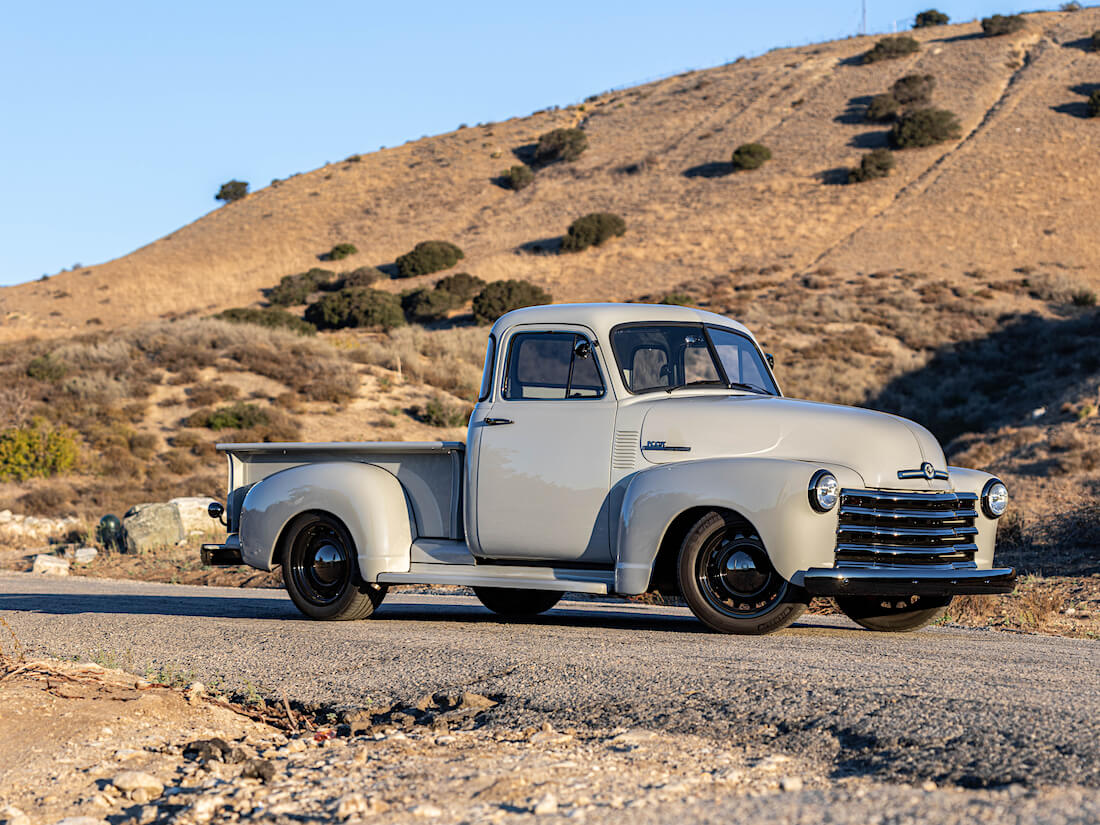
(982, 478, 1008, 518)
(808, 470, 839, 513)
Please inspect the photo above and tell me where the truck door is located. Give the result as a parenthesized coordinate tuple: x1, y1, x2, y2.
(473, 326, 616, 564)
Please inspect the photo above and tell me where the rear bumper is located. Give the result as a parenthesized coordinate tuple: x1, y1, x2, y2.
(804, 565, 1017, 597)
(201, 535, 243, 566)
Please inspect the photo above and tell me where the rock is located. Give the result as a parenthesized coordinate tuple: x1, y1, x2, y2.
(0, 805, 30, 825)
(111, 770, 164, 804)
(190, 795, 225, 822)
(609, 730, 657, 747)
(335, 794, 368, 819)
(32, 554, 69, 576)
(532, 794, 559, 815)
(239, 758, 276, 783)
(170, 496, 220, 536)
(756, 755, 791, 773)
(410, 804, 443, 818)
(51, 818, 108, 825)
(458, 691, 496, 711)
(122, 503, 184, 553)
(530, 728, 573, 745)
(780, 776, 803, 792)
(0, 510, 11, 523)
(183, 738, 240, 763)
(66, 546, 98, 564)
(113, 748, 142, 761)
(137, 806, 158, 825)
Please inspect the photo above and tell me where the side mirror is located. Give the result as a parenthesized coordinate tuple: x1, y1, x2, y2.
(765, 353, 775, 369)
(574, 340, 591, 359)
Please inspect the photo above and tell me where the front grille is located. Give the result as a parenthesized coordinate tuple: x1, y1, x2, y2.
(835, 488, 979, 566)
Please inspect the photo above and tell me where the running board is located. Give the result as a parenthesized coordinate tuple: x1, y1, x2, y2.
(378, 562, 614, 594)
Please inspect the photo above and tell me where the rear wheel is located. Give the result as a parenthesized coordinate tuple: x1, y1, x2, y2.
(281, 513, 386, 620)
(678, 511, 808, 635)
(836, 595, 951, 632)
(473, 587, 563, 617)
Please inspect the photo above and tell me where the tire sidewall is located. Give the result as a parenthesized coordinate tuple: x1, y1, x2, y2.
(281, 513, 375, 620)
(836, 595, 952, 632)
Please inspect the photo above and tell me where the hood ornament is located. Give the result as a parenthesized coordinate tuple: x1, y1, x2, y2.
(898, 462, 948, 481)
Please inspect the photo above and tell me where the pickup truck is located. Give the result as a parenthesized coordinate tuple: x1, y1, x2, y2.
(203, 303, 1015, 635)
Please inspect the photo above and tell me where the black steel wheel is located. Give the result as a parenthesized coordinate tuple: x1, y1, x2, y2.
(473, 587, 563, 617)
(836, 595, 952, 632)
(281, 513, 386, 620)
(678, 511, 808, 635)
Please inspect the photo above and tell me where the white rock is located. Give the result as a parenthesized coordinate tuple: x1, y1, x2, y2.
(72, 546, 98, 564)
(1031, 407, 1046, 419)
(0, 805, 30, 825)
(531, 729, 573, 745)
(32, 554, 70, 576)
(111, 770, 164, 803)
(170, 497, 220, 535)
(190, 795, 225, 821)
(532, 794, 559, 815)
(51, 818, 109, 825)
(780, 776, 804, 792)
(410, 804, 443, 817)
(0, 510, 12, 522)
(610, 730, 658, 746)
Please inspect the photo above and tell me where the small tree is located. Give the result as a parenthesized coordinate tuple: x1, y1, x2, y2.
(502, 165, 534, 191)
(889, 108, 962, 149)
(395, 241, 464, 278)
(339, 266, 384, 288)
(472, 280, 552, 324)
(325, 243, 358, 261)
(304, 288, 405, 331)
(731, 143, 772, 171)
(435, 272, 486, 301)
(268, 268, 337, 306)
(534, 128, 588, 164)
(1088, 90, 1100, 118)
(914, 9, 949, 27)
(863, 36, 920, 64)
(865, 93, 901, 122)
(401, 288, 459, 322)
(981, 14, 1025, 37)
(561, 213, 627, 253)
(215, 180, 249, 203)
(892, 74, 935, 106)
(848, 149, 896, 183)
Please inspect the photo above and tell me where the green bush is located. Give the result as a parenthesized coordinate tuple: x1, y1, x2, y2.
(325, 243, 358, 261)
(865, 93, 901, 122)
(914, 9, 949, 27)
(534, 128, 588, 164)
(268, 268, 338, 306)
(187, 402, 269, 430)
(304, 288, 406, 331)
(395, 241, 464, 278)
(561, 213, 627, 253)
(892, 74, 935, 106)
(848, 148, 896, 183)
(472, 280, 552, 325)
(660, 293, 692, 306)
(401, 288, 459, 322)
(863, 36, 920, 64)
(416, 397, 471, 428)
(1072, 290, 1097, 307)
(1088, 90, 1100, 118)
(889, 108, 962, 149)
(1092, 30, 1100, 51)
(502, 165, 534, 190)
(215, 180, 248, 203)
(435, 272, 486, 301)
(215, 307, 316, 335)
(337, 266, 384, 289)
(27, 353, 68, 382)
(0, 421, 79, 481)
(981, 14, 1025, 37)
(731, 142, 772, 171)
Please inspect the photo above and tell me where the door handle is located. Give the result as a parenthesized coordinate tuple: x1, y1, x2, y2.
(483, 417, 513, 426)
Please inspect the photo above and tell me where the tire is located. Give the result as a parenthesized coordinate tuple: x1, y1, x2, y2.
(281, 513, 386, 620)
(473, 587, 563, 617)
(677, 511, 808, 635)
(836, 595, 951, 632)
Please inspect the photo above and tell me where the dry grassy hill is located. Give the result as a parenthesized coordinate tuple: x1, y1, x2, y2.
(1, 8, 1099, 578)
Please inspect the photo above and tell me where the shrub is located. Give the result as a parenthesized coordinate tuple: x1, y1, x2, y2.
(216, 307, 316, 335)
(0, 421, 79, 481)
(889, 108, 962, 148)
(1088, 90, 1100, 118)
(186, 381, 240, 407)
(215, 180, 248, 203)
(731, 143, 772, 171)
(304, 288, 406, 331)
(472, 280, 552, 324)
(401, 288, 459, 322)
(268, 268, 337, 306)
(863, 36, 920, 64)
(187, 402, 269, 430)
(849, 148, 896, 183)
(1092, 30, 1100, 51)
(561, 213, 627, 253)
(533, 128, 588, 164)
(865, 93, 901, 122)
(1073, 290, 1097, 307)
(416, 396, 471, 428)
(914, 9, 949, 27)
(1061, 1, 1082, 10)
(27, 353, 68, 382)
(660, 293, 692, 306)
(502, 165, 534, 191)
(435, 272, 486, 301)
(325, 243, 358, 261)
(395, 241, 464, 278)
(892, 74, 935, 106)
(981, 14, 1025, 37)
(339, 266, 385, 288)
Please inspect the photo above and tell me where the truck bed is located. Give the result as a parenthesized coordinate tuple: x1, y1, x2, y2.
(218, 441, 465, 540)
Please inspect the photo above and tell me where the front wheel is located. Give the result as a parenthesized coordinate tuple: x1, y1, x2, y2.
(836, 595, 951, 632)
(473, 587, 563, 617)
(678, 511, 808, 635)
(281, 513, 386, 620)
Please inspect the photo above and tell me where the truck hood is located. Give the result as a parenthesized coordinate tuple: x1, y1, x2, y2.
(638, 394, 949, 490)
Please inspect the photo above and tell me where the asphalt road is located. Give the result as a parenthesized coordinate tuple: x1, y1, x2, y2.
(2, 572, 1098, 795)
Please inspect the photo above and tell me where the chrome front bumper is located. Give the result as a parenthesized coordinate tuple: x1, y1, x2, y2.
(803, 565, 1017, 596)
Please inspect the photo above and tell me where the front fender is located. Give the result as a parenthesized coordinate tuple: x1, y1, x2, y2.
(615, 457, 864, 594)
(239, 461, 413, 580)
(947, 466, 1001, 568)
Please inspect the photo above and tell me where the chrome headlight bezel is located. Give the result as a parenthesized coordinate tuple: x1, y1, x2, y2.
(981, 478, 1008, 519)
(808, 470, 839, 513)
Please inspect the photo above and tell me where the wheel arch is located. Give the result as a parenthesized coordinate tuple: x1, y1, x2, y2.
(648, 506, 759, 595)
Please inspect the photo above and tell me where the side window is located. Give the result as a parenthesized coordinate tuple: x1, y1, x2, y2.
(503, 332, 604, 400)
(478, 335, 496, 402)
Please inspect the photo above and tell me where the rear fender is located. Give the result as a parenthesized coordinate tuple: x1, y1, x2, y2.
(239, 462, 413, 580)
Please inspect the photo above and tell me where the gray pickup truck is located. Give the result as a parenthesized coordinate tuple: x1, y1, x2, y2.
(203, 303, 1015, 635)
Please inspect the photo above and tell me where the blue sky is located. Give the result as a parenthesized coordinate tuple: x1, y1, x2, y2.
(0, 1, 1045, 286)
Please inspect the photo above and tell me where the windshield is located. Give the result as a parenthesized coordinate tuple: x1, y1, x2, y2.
(610, 324, 778, 395)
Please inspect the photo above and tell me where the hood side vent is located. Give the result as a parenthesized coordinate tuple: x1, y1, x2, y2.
(613, 430, 639, 470)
